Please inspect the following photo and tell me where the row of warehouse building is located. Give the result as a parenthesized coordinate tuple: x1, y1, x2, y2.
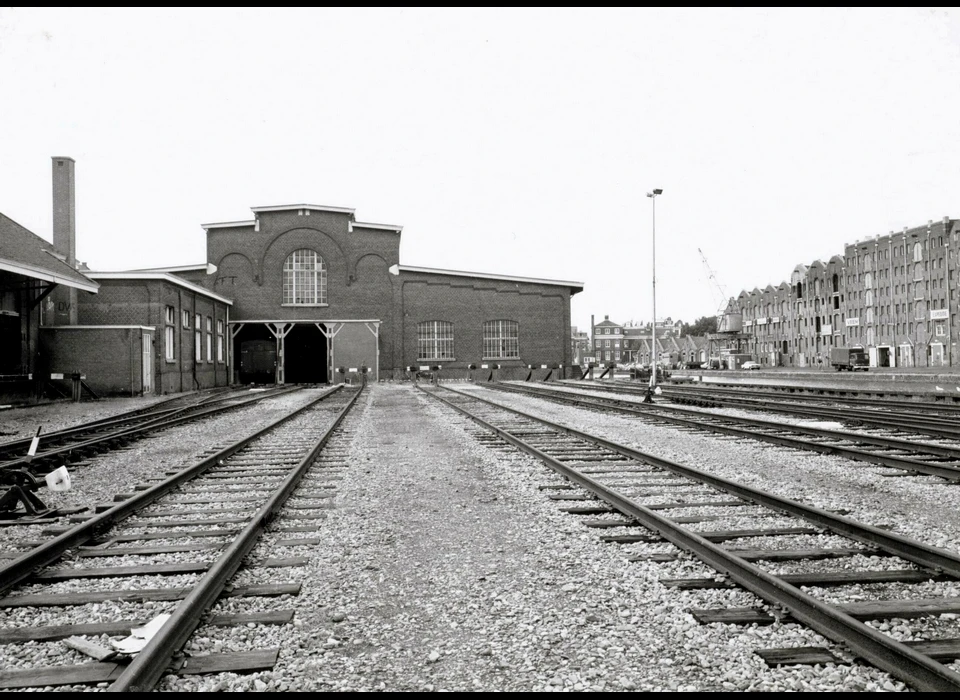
(733, 217, 958, 368)
(578, 217, 959, 372)
(1, 157, 583, 399)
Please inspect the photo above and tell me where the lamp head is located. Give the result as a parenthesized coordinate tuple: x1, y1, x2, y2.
(653, 188, 663, 195)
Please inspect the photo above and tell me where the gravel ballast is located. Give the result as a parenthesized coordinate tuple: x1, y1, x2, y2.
(0, 389, 329, 550)
(6, 382, 959, 691)
(154, 383, 910, 692)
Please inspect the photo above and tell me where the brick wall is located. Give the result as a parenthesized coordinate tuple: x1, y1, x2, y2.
(203, 212, 399, 323)
(39, 327, 142, 396)
(76, 278, 230, 394)
(190, 208, 577, 379)
(398, 271, 573, 378)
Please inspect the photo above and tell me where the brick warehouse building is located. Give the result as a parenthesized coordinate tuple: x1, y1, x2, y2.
(3, 158, 581, 394)
(29, 158, 233, 397)
(735, 217, 959, 368)
(168, 204, 583, 383)
(48, 270, 233, 394)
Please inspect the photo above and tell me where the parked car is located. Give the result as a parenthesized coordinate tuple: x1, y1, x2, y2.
(741, 361, 762, 370)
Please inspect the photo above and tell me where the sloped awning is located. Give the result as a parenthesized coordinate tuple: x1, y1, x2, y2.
(0, 213, 99, 293)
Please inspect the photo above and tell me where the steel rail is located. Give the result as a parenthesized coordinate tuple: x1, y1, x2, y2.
(664, 392, 960, 436)
(108, 385, 362, 692)
(661, 382, 960, 415)
(0, 385, 340, 595)
(0, 386, 303, 474)
(516, 382, 960, 461)
(422, 385, 960, 692)
(665, 375, 959, 404)
(433, 386, 960, 576)
(501, 383, 960, 481)
(0, 387, 238, 457)
(566, 380, 960, 439)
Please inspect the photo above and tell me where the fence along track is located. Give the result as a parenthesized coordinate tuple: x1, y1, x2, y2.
(0, 386, 360, 691)
(420, 383, 960, 692)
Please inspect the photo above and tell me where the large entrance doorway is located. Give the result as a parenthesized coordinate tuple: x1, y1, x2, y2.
(234, 324, 277, 384)
(285, 324, 328, 384)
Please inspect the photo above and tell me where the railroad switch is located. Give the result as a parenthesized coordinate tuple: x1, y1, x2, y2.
(0, 484, 53, 520)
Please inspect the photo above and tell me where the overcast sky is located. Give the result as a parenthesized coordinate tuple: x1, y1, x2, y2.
(2, 7, 959, 334)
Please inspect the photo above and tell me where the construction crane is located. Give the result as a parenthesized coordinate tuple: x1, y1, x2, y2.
(698, 247, 729, 316)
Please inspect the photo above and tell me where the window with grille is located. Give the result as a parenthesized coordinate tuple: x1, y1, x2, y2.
(217, 320, 225, 363)
(483, 320, 519, 359)
(283, 249, 327, 305)
(164, 306, 175, 361)
(417, 321, 455, 360)
(182, 310, 190, 329)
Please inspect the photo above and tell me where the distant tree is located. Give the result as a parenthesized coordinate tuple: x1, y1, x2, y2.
(681, 316, 717, 336)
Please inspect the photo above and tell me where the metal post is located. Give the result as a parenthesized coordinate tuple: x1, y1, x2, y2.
(645, 189, 663, 402)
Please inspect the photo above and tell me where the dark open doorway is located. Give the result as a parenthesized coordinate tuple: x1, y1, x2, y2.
(877, 346, 890, 367)
(285, 323, 328, 384)
(235, 324, 276, 384)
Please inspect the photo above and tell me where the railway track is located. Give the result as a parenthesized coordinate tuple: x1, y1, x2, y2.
(658, 381, 960, 416)
(420, 383, 960, 692)
(0, 385, 361, 691)
(666, 375, 960, 405)
(0, 385, 296, 468)
(0, 386, 302, 521)
(566, 378, 960, 422)
(483, 381, 960, 482)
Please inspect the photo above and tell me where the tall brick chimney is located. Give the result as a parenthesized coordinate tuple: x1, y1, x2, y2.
(51, 156, 78, 324)
(52, 157, 76, 266)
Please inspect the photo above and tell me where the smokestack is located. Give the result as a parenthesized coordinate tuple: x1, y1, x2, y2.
(52, 157, 76, 265)
(51, 156, 78, 324)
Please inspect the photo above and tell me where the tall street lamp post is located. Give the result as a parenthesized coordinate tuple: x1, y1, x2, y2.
(644, 188, 663, 403)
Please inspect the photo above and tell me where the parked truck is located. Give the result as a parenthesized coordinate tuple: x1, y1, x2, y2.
(830, 347, 869, 372)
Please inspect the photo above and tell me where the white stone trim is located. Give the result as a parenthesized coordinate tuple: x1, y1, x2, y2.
(200, 220, 257, 230)
(350, 221, 403, 233)
(250, 204, 356, 215)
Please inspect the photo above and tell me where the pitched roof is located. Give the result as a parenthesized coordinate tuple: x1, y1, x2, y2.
(0, 213, 99, 293)
(85, 272, 233, 305)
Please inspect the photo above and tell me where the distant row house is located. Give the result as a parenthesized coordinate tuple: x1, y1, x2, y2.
(570, 325, 591, 364)
(735, 217, 958, 368)
(588, 315, 706, 367)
